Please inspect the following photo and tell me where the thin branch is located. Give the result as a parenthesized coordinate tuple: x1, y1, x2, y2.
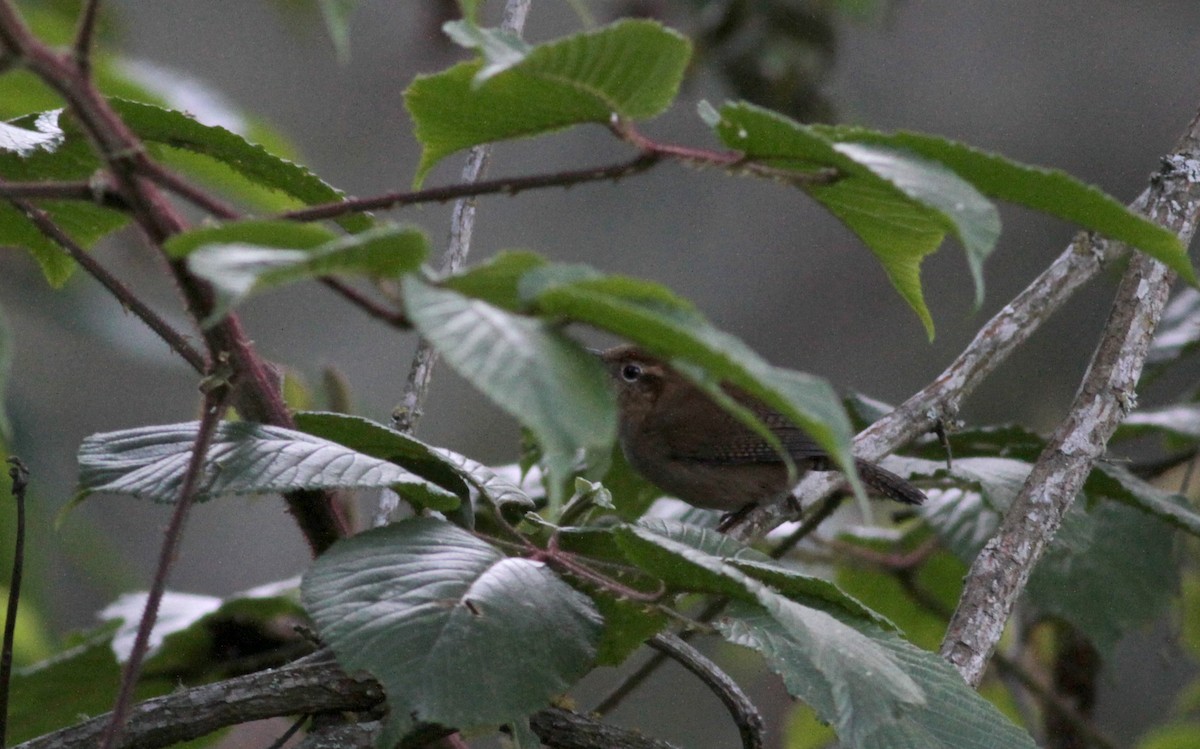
(281, 152, 661, 223)
(98, 379, 231, 749)
(940, 131, 1200, 685)
(0, 457, 29, 748)
(138, 159, 240, 220)
(320, 278, 410, 328)
(0, 179, 127, 209)
(647, 634, 763, 749)
(768, 493, 844, 559)
(71, 0, 103, 76)
(5, 194, 207, 372)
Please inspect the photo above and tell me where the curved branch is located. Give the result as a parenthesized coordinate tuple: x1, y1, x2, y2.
(647, 634, 763, 749)
(940, 144, 1200, 685)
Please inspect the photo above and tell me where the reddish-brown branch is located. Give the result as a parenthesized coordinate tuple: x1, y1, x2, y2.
(5, 194, 207, 372)
(0, 0, 349, 552)
(0, 178, 127, 209)
(71, 0, 103, 76)
(98, 380, 231, 749)
(282, 151, 662, 222)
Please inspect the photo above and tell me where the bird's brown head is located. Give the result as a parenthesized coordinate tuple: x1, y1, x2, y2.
(598, 345, 674, 434)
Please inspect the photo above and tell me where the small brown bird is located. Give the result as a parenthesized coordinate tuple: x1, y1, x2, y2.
(600, 345, 925, 513)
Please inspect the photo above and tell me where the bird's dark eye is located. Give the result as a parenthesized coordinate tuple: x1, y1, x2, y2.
(621, 363, 643, 382)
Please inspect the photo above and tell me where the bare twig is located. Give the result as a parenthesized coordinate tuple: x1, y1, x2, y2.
(138, 159, 241, 220)
(647, 634, 763, 749)
(0, 179, 127, 209)
(0, 457, 29, 748)
(940, 131, 1200, 685)
(5, 194, 207, 373)
(381, 0, 533, 528)
(71, 0, 103, 76)
(281, 152, 661, 223)
(98, 378, 232, 749)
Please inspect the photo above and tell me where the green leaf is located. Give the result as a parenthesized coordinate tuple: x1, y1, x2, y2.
(1115, 403, 1200, 442)
(167, 221, 428, 324)
(442, 250, 548, 311)
(614, 523, 929, 742)
(0, 110, 130, 286)
(7, 627, 124, 745)
(405, 19, 691, 184)
(635, 516, 1031, 748)
(1088, 462, 1200, 538)
(816, 125, 1196, 287)
(520, 267, 862, 497)
(1025, 498, 1178, 654)
(74, 420, 459, 507)
(402, 278, 616, 507)
(318, 0, 357, 62)
(443, 20, 532, 81)
(711, 103, 1000, 338)
(636, 518, 895, 627)
(722, 603, 1036, 748)
(293, 410, 537, 513)
(164, 219, 337, 257)
(1148, 288, 1200, 365)
(831, 141, 999, 308)
(301, 518, 602, 745)
(109, 99, 371, 233)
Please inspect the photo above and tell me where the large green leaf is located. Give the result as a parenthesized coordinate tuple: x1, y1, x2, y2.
(1147, 288, 1200, 366)
(816, 125, 1196, 286)
(74, 420, 459, 508)
(1088, 462, 1200, 539)
(517, 266, 862, 497)
(301, 518, 602, 745)
(618, 521, 1034, 748)
(292, 410, 536, 513)
(709, 102, 999, 337)
(405, 19, 691, 184)
(165, 220, 427, 324)
(402, 278, 615, 507)
(614, 524, 928, 741)
(109, 98, 372, 232)
(1025, 497, 1177, 654)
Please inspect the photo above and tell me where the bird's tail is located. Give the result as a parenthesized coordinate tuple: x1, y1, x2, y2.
(853, 459, 926, 506)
